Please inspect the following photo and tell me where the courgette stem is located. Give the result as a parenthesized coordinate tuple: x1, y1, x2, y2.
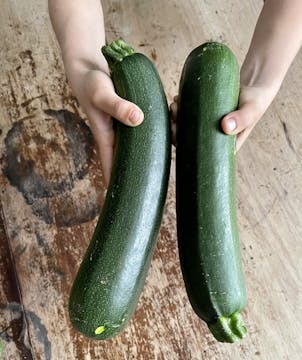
(207, 311, 247, 343)
(102, 39, 135, 70)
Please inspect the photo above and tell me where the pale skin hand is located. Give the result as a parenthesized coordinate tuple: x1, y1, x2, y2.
(48, 0, 143, 186)
(222, 0, 302, 150)
(49, 0, 302, 186)
(172, 0, 302, 150)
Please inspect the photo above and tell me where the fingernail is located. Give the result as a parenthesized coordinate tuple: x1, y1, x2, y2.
(129, 110, 143, 125)
(227, 118, 237, 132)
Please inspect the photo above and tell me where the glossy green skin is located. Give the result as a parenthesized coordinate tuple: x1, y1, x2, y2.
(176, 43, 246, 331)
(69, 53, 171, 340)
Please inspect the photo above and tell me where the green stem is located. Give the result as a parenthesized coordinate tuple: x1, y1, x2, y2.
(207, 311, 247, 343)
(102, 39, 135, 71)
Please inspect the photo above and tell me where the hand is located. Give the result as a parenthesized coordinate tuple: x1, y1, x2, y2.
(71, 68, 144, 186)
(221, 84, 277, 150)
(170, 85, 277, 150)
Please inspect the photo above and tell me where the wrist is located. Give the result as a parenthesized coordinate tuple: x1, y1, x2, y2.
(63, 55, 109, 94)
(240, 53, 283, 92)
(240, 0, 302, 92)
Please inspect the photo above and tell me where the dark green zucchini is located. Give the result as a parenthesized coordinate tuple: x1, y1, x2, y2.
(69, 40, 171, 340)
(176, 42, 247, 342)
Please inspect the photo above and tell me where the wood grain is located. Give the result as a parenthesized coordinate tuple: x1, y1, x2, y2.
(1, 0, 302, 359)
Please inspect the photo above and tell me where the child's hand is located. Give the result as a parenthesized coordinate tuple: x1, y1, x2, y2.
(72, 68, 144, 186)
(170, 85, 276, 150)
(48, 0, 144, 186)
(221, 84, 276, 150)
(170, 0, 302, 151)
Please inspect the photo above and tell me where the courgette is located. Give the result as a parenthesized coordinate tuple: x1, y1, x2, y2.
(176, 42, 247, 343)
(69, 40, 171, 339)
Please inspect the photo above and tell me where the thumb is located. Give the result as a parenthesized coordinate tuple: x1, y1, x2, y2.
(92, 87, 144, 127)
(221, 102, 258, 135)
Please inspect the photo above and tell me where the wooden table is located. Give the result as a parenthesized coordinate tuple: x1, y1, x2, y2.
(1, 0, 302, 358)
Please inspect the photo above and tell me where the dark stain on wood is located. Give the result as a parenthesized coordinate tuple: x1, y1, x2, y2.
(27, 309, 52, 360)
(31, 201, 53, 225)
(46, 109, 93, 180)
(0, 304, 34, 360)
(34, 228, 51, 256)
(2, 109, 101, 227)
(19, 50, 36, 77)
(3, 110, 92, 199)
(52, 192, 101, 227)
(0, 216, 20, 304)
(0, 303, 51, 360)
(281, 120, 295, 153)
(138, 43, 151, 47)
(150, 48, 157, 61)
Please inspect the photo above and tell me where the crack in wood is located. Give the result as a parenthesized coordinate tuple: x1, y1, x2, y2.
(7, 72, 20, 118)
(21, 94, 47, 108)
(0, 206, 35, 359)
(0, 302, 52, 360)
(281, 120, 295, 153)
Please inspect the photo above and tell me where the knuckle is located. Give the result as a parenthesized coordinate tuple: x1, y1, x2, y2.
(114, 99, 131, 121)
(91, 89, 102, 106)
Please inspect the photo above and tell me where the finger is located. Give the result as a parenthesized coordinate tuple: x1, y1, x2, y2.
(91, 86, 144, 127)
(169, 101, 177, 146)
(170, 101, 178, 124)
(86, 107, 115, 187)
(221, 102, 258, 135)
(173, 95, 179, 102)
(171, 121, 177, 146)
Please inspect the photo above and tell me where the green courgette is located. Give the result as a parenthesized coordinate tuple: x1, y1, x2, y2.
(69, 40, 171, 340)
(176, 42, 247, 343)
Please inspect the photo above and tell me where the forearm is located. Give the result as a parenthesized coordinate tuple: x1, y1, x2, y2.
(241, 0, 302, 91)
(48, 0, 108, 90)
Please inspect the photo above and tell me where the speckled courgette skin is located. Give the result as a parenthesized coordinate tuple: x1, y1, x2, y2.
(176, 42, 247, 343)
(69, 40, 171, 340)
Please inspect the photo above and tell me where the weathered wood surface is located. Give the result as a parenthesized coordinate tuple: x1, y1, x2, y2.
(1, 0, 302, 359)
